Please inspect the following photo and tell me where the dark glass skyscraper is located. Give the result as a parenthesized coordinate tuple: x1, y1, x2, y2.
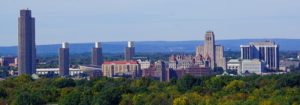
(18, 9, 36, 75)
(92, 42, 103, 66)
(125, 41, 135, 61)
(59, 42, 70, 76)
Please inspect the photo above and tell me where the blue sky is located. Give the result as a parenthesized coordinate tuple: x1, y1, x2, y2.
(0, 0, 300, 46)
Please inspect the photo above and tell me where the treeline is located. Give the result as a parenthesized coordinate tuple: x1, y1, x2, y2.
(1, 73, 300, 105)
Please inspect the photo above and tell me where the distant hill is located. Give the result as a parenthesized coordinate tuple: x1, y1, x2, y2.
(0, 39, 299, 56)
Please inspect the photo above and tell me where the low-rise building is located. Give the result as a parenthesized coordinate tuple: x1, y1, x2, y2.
(240, 59, 266, 75)
(79, 65, 102, 78)
(36, 68, 82, 76)
(102, 61, 141, 78)
(167, 66, 212, 80)
(143, 60, 166, 81)
(227, 59, 241, 71)
(168, 55, 206, 70)
(137, 59, 151, 70)
(279, 59, 300, 72)
(0, 56, 16, 67)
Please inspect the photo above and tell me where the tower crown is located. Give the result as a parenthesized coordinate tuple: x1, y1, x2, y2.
(95, 42, 101, 48)
(128, 41, 134, 47)
(62, 42, 69, 48)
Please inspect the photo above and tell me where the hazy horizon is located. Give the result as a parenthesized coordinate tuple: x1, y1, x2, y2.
(1, 0, 300, 46)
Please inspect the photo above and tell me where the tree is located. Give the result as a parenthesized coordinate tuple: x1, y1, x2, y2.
(0, 88, 7, 98)
(13, 91, 46, 105)
(92, 87, 124, 105)
(177, 75, 196, 92)
(15, 74, 33, 83)
(224, 80, 246, 93)
(54, 78, 76, 88)
(59, 91, 81, 105)
(119, 94, 133, 105)
(173, 96, 188, 105)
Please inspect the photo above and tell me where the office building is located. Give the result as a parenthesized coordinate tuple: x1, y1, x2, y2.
(279, 60, 299, 72)
(155, 60, 166, 82)
(59, 42, 70, 76)
(240, 59, 266, 75)
(79, 65, 102, 78)
(227, 59, 241, 72)
(92, 42, 103, 66)
(0, 56, 16, 67)
(102, 61, 140, 78)
(18, 9, 36, 75)
(125, 41, 135, 61)
(137, 59, 151, 70)
(167, 54, 212, 80)
(196, 31, 226, 70)
(142, 60, 167, 81)
(168, 55, 206, 70)
(37, 68, 81, 76)
(240, 41, 279, 70)
(298, 53, 300, 60)
(167, 66, 212, 80)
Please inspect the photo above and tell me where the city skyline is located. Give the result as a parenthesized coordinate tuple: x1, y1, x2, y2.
(1, 0, 300, 46)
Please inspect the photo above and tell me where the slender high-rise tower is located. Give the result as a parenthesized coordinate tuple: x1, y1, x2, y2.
(155, 60, 166, 82)
(59, 42, 69, 76)
(18, 9, 36, 75)
(203, 31, 216, 69)
(92, 42, 103, 66)
(125, 41, 135, 61)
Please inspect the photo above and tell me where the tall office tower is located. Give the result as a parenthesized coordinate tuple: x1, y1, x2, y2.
(125, 41, 135, 61)
(297, 53, 300, 60)
(59, 42, 70, 76)
(92, 42, 103, 66)
(240, 41, 279, 70)
(196, 31, 225, 70)
(204, 31, 216, 69)
(155, 60, 166, 82)
(18, 9, 36, 75)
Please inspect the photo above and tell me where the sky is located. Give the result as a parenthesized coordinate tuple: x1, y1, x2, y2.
(0, 0, 300, 46)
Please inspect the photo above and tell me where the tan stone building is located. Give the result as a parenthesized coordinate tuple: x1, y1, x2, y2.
(196, 31, 226, 70)
(102, 61, 140, 78)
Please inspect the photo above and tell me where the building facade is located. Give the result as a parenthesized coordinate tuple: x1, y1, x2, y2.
(167, 54, 212, 80)
(142, 60, 167, 81)
(59, 42, 70, 76)
(18, 9, 36, 75)
(155, 60, 166, 82)
(240, 59, 266, 75)
(167, 66, 212, 80)
(203, 31, 216, 69)
(168, 55, 207, 70)
(196, 31, 226, 70)
(125, 41, 135, 61)
(137, 59, 151, 70)
(227, 59, 241, 72)
(37, 68, 81, 76)
(240, 41, 279, 70)
(92, 42, 103, 66)
(102, 61, 140, 78)
(279, 60, 300, 72)
(0, 57, 16, 67)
